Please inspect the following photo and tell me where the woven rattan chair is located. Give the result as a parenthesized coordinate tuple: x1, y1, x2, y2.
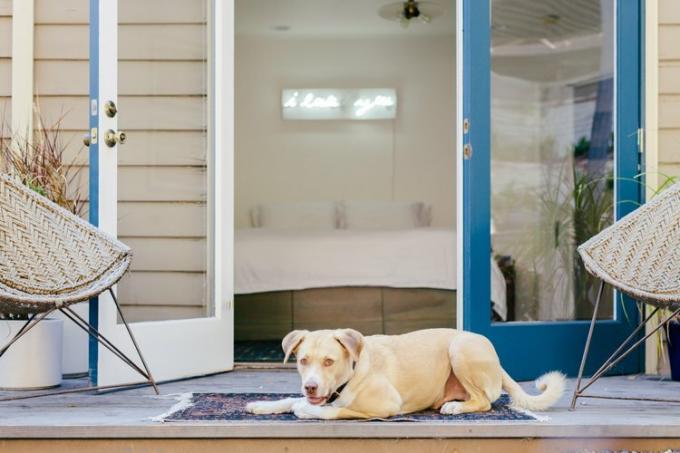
(0, 172, 157, 400)
(571, 182, 680, 409)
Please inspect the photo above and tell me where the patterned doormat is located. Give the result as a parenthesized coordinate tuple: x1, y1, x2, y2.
(158, 393, 538, 422)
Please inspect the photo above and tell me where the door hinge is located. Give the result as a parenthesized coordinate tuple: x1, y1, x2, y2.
(463, 143, 473, 160)
(637, 128, 645, 154)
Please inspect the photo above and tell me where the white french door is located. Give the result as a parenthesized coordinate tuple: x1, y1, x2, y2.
(89, 0, 234, 385)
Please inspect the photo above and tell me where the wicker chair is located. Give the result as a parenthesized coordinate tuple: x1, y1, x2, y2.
(0, 173, 157, 400)
(571, 182, 680, 409)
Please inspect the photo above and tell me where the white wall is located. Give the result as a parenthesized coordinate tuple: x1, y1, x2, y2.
(235, 34, 457, 228)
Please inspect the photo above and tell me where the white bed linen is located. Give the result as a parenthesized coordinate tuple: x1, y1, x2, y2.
(235, 228, 507, 319)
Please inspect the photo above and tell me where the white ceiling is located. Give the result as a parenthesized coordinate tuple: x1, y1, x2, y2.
(234, 0, 607, 83)
(235, 0, 457, 36)
(235, 0, 604, 42)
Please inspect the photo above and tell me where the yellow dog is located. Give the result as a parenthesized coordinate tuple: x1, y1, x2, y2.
(246, 328, 565, 419)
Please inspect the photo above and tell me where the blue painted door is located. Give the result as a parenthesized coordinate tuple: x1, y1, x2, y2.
(461, 0, 643, 380)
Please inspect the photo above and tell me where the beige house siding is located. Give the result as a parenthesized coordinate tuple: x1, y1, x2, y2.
(0, 0, 11, 134)
(32, 0, 210, 322)
(659, 0, 680, 180)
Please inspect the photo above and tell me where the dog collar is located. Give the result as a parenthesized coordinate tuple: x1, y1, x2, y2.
(326, 381, 349, 404)
(326, 361, 356, 404)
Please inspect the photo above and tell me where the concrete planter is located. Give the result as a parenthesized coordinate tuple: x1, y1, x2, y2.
(54, 303, 89, 377)
(0, 318, 63, 390)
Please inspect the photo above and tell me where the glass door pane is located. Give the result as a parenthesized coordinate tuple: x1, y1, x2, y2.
(462, 0, 641, 379)
(116, 0, 212, 322)
(490, 0, 616, 323)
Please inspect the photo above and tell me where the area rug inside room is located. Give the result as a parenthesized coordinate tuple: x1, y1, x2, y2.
(234, 340, 285, 362)
(158, 393, 539, 422)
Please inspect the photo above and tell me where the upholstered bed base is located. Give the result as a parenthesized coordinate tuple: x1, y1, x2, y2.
(235, 287, 456, 340)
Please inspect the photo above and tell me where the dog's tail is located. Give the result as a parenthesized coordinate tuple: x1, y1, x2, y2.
(501, 369, 565, 411)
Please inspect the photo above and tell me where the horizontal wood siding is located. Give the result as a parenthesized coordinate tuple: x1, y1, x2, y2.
(35, 0, 206, 24)
(33, 0, 210, 322)
(0, 17, 10, 58)
(0, 60, 9, 96)
(659, 0, 680, 181)
(0, 4, 10, 135)
(35, 61, 207, 96)
(34, 24, 206, 60)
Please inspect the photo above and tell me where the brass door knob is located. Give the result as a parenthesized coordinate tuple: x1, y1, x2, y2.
(83, 133, 91, 147)
(105, 100, 118, 118)
(104, 129, 127, 147)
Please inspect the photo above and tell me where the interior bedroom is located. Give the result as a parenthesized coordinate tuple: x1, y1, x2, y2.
(233, 0, 606, 362)
(233, 0, 474, 362)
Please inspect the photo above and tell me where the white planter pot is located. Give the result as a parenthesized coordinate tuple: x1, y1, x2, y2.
(0, 318, 63, 390)
(54, 303, 89, 376)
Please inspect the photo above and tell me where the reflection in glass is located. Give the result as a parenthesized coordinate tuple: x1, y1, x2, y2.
(490, 0, 615, 322)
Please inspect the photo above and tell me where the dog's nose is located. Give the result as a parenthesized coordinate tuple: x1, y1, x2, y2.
(304, 383, 318, 395)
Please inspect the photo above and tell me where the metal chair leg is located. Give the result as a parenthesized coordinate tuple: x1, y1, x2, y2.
(577, 304, 661, 395)
(108, 288, 159, 395)
(570, 281, 680, 407)
(0, 291, 160, 402)
(59, 306, 151, 379)
(573, 307, 680, 404)
(570, 280, 604, 410)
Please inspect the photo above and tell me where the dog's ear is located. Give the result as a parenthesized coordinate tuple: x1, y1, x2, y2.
(282, 330, 308, 364)
(334, 328, 364, 362)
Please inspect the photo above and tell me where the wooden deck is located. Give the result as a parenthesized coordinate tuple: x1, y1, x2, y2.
(1, 369, 680, 451)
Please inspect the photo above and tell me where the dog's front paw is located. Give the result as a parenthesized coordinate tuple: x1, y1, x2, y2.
(246, 401, 278, 415)
(292, 401, 322, 419)
(440, 401, 464, 415)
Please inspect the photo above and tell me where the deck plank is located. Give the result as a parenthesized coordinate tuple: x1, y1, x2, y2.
(0, 371, 679, 438)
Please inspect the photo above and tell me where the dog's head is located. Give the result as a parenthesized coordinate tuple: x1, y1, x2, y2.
(282, 328, 364, 405)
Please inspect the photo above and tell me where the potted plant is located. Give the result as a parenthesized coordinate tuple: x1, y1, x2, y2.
(0, 313, 63, 389)
(0, 108, 87, 386)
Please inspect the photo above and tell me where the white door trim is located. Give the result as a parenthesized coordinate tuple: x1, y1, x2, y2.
(644, 0, 659, 375)
(455, 0, 464, 331)
(10, 0, 33, 147)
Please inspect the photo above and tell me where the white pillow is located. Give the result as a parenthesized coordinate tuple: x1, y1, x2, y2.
(252, 202, 338, 229)
(340, 201, 429, 229)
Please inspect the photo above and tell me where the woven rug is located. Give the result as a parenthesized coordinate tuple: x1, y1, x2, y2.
(158, 393, 538, 422)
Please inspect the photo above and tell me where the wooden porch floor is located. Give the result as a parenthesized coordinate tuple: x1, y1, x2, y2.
(0, 369, 679, 440)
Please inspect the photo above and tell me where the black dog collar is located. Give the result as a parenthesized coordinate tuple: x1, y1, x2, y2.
(326, 360, 356, 404)
(326, 381, 348, 404)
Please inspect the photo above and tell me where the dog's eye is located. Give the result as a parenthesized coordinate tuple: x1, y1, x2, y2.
(299, 358, 308, 366)
(323, 358, 334, 367)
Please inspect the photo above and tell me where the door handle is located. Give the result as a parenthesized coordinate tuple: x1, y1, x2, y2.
(104, 129, 127, 147)
(83, 128, 97, 147)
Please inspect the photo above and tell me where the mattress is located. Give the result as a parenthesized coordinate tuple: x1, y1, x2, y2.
(235, 228, 508, 319)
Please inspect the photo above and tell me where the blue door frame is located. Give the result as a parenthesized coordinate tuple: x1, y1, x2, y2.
(88, 0, 100, 384)
(462, 0, 643, 380)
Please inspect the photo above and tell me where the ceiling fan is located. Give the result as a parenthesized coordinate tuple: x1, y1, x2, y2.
(378, 0, 444, 28)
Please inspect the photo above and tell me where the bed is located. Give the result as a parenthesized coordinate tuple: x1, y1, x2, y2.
(234, 227, 508, 339)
